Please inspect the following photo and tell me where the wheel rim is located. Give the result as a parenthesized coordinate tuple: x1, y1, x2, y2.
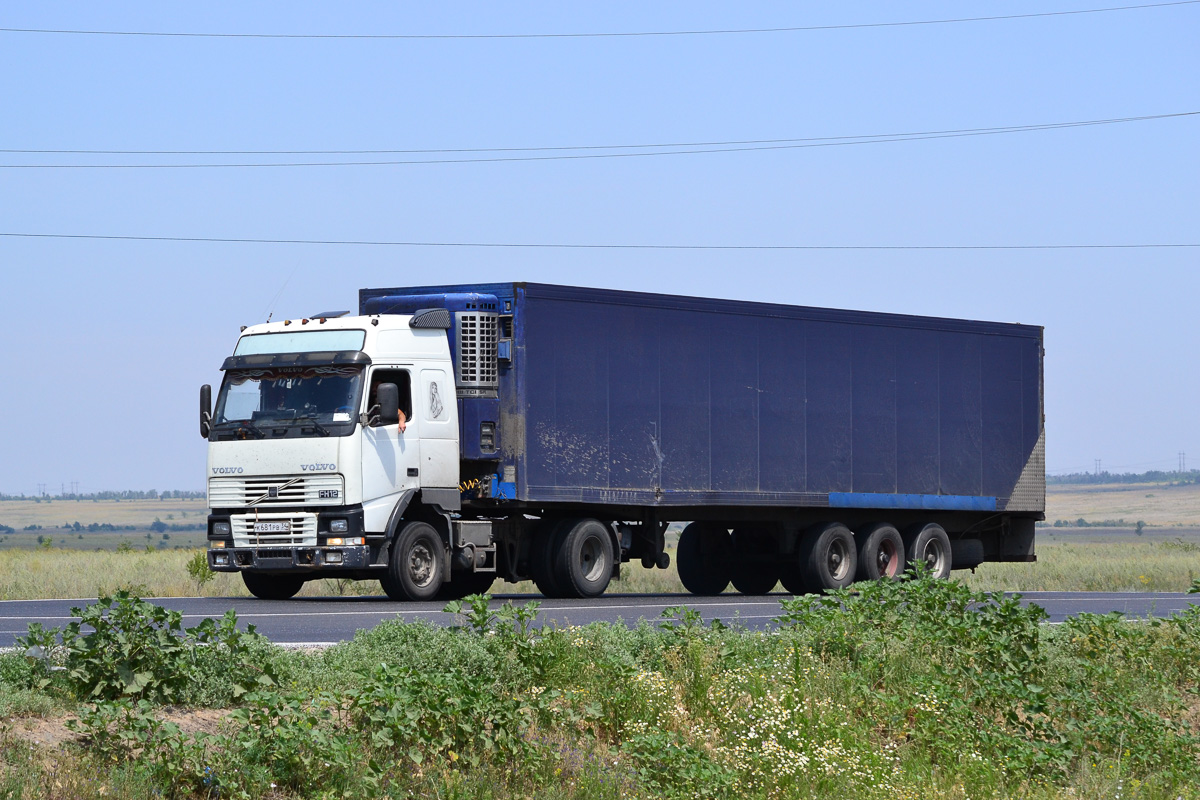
(579, 535, 607, 583)
(921, 538, 947, 573)
(877, 539, 900, 577)
(408, 541, 436, 588)
(827, 537, 850, 581)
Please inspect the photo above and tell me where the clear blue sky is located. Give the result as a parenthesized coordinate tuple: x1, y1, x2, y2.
(1, 2, 1197, 494)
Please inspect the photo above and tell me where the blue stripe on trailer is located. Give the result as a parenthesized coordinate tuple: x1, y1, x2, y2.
(828, 492, 997, 511)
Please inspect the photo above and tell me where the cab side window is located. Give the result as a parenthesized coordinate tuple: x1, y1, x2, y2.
(366, 369, 412, 426)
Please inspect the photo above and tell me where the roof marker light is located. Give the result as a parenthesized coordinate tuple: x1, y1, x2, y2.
(284, 320, 292, 326)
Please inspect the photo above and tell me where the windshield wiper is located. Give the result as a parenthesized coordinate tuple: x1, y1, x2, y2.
(294, 416, 331, 437)
(214, 420, 267, 439)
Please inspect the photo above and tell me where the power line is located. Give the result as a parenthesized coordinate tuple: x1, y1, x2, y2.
(2, 232, 1197, 251)
(2, 112, 1195, 157)
(2, 112, 1195, 169)
(2, 2, 1197, 40)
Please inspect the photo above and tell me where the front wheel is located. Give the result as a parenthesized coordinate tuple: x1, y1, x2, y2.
(383, 521, 446, 601)
(242, 572, 305, 600)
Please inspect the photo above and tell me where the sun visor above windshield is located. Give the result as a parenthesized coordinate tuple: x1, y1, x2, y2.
(221, 350, 372, 371)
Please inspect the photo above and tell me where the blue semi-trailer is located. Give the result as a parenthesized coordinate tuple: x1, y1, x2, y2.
(203, 282, 1043, 600)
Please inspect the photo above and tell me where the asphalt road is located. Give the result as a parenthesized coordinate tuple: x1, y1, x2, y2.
(2, 591, 1199, 649)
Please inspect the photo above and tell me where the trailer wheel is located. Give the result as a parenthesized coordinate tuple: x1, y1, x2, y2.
(383, 521, 445, 601)
(855, 523, 905, 581)
(676, 523, 732, 595)
(436, 570, 496, 601)
(800, 522, 857, 592)
(729, 527, 779, 594)
(553, 518, 615, 598)
(242, 572, 305, 600)
(903, 523, 952, 579)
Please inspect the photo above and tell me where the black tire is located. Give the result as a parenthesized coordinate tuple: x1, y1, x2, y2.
(531, 520, 567, 598)
(435, 570, 496, 601)
(779, 562, 808, 594)
(384, 521, 445, 601)
(903, 523, 952, 579)
(800, 522, 858, 592)
(729, 527, 779, 594)
(676, 523, 732, 596)
(242, 572, 305, 600)
(855, 522, 905, 582)
(552, 518, 615, 598)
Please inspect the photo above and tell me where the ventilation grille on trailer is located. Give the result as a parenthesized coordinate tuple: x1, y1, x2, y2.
(456, 312, 499, 397)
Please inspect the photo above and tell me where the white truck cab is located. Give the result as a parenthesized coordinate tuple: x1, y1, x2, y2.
(202, 309, 489, 600)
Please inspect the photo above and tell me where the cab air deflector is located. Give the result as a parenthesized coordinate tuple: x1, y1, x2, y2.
(221, 350, 372, 370)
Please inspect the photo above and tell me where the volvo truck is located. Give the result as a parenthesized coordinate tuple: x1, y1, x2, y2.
(202, 283, 1044, 600)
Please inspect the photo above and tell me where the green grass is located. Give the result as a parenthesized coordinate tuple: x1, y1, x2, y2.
(4, 529, 1200, 601)
(5, 584, 1200, 799)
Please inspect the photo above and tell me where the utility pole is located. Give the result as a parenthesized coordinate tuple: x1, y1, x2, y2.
(1180, 452, 1186, 473)
(37, 483, 46, 496)
(1094, 459, 1101, 475)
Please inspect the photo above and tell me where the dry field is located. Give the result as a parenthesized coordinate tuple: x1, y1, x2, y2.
(1, 481, 1198, 599)
(0, 498, 205, 532)
(1044, 479, 1200, 526)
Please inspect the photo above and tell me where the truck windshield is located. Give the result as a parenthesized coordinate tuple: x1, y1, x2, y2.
(213, 367, 363, 436)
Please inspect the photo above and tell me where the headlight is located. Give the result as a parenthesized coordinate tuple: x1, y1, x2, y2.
(212, 553, 230, 566)
(212, 521, 231, 536)
(329, 519, 349, 533)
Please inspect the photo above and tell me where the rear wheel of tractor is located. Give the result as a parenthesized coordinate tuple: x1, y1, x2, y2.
(531, 520, 567, 598)
(553, 518, 615, 598)
(800, 522, 858, 592)
(902, 523, 952, 580)
(676, 523, 733, 595)
(385, 521, 445, 601)
(855, 523, 905, 582)
(435, 570, 496, 601)
(729, 527, 779, 594)
(242, 572, 305, 600)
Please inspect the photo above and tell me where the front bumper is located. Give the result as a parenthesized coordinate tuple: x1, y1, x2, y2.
(208, 544, 374, 573)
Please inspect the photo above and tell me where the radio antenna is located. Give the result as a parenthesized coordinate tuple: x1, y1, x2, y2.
(259, 266, 299, 322)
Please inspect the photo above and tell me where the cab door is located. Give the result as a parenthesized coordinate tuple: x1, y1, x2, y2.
(361, 367, 421, 533)
(417, 365, 459, 488)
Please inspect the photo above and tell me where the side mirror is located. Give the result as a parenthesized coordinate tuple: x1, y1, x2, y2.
(200, 384, 212, 438)
(377, 383, 400, 426)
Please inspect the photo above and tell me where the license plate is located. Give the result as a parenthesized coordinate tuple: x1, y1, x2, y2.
(253, 521, 291, 534)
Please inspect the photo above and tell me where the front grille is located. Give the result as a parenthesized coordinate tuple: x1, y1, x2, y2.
(208, 475, 345, 508)
(231, 511, 318, 547)
(456, 312, 498, 394)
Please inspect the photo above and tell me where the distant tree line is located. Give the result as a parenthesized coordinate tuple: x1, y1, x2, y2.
(0, 489, 205, 501)
(1047, 470, 1200, 486)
